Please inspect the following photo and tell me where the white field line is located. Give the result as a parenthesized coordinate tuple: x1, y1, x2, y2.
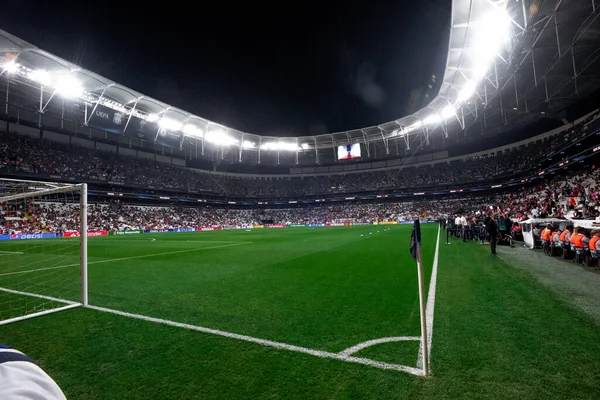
(0, 286, 423, 376)
(0, 287, 78, 305)
(0, 242, 252, 277)
(416, 225, 440, 370)
(339, 336, 421, 357)
(0, 251, 24, 255)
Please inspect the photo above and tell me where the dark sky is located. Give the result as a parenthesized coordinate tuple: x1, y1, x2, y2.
(1, 0, 450, 136)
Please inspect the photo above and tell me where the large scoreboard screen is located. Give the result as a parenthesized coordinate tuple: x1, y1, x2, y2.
(337, 144, 361, 160)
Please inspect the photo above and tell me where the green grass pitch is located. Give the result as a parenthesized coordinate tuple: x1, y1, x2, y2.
(1, 224, 600, 399)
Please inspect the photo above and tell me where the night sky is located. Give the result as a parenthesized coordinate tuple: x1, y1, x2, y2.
(1, 0, 450, 136)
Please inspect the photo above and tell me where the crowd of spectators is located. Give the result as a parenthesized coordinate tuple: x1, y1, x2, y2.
(2, 162, 599, 234)
(2, 111, 596, 197)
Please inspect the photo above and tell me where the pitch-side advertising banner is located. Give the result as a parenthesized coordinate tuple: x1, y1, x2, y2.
(0, 233, 58, 241)
(381, 221, 398, 225)
(173, 227, 196, 232)
(289, 224, 306, 227)
(252, 225, 264, 229)
(266, 224, 286, 228)
(198, 227, 220, 231)
(306, 224, 325, 227)
(110, 230, 144, 236)
(63, 231, 109, 237)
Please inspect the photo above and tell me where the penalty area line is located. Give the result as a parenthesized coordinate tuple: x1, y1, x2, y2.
(0, 242, 253, 277)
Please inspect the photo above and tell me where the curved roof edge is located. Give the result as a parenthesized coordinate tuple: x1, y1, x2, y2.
(0, 0, 522, 153)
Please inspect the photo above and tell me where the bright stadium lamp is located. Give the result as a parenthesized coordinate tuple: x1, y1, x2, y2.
(29, 70, 53, 86)
(260, 142, 277, 151)
(54, 75, 84, 98)
(159, 117, 183, 131)
(301, 143, 309, 150)
(457, 80, 476, 103)
(242, 140, 255, 149)
(147, 114, 159, 122)
(183, 124, 203, 138)
(2, 61, 18, 74)
(423, 114, 441, 126)
(441, 105, 455, 120)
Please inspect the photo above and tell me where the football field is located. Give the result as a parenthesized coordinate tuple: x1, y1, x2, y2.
(2, 224, 600, 399)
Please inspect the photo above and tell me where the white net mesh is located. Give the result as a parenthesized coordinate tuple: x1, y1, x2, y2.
(0, 178, 85, 324)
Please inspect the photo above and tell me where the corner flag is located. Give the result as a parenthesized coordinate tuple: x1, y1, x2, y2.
(410, 219, 421, 261)
(411, 218, 429, 376)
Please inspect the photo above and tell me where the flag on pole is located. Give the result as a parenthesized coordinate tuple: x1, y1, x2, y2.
(410, 219, 421, 261)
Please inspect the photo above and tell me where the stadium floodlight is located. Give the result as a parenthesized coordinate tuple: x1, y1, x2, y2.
(183, 124, 204, 138)
(423, 114, 441, 126)
(2, 60, 18, 74)
(147, 114, 159, 122)
(242, 140, 255, 149)
(205, 128, 236, 146)
(159, 117, 182, 132)
(28, 70, 53, 86)
(441, 105, 455, 120)
(301, 143, 309, 150)
(457, 80, 476, 103)
(54, 75, 84, 98)
(260, 142, 299, 151)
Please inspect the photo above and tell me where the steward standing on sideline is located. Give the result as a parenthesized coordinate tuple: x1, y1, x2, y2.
(485, 215, 499, 255)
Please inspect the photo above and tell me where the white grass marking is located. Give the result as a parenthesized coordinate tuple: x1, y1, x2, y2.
(416, 224, 440, 370)
(0, 242, 252, 277)
(0, 286, 423, 376)
(0, 251, 24, 255)
(339, 336, 421, 357)
(0, 287, 78, 305)
(86, 304, 424, 376)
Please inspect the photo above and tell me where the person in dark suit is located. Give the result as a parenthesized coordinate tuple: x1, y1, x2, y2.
(485, 215, 499, 255)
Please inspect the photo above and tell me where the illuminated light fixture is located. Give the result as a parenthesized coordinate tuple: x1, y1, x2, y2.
(147, 114, 159, 122)
(54, 75, 84, 98)
(423, 114, 441, 126)
(301, 143, 309, 150)
(457, 81, 476, 103)
(159, 117, 183, 131)
(183, 124, 203, 137)
(28, 70, 53, 86)
(2, 61, 18, 74)
(205, 128, 236, 146)
(242, 140, 255, 149)
(441, 105, 455, 120)
(260, 142, 300, 151)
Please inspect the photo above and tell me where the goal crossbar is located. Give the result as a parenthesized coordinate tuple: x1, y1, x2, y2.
(0, 184, 82, 204)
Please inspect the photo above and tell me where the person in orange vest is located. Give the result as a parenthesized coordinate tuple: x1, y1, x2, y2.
(540, 224, 552, 252)
(588, 230, 600, 267)
(570, 227, 589, 248)
(559, 225, 573, 247)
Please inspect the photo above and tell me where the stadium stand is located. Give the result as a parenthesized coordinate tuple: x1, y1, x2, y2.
(2, 110, 599, 198)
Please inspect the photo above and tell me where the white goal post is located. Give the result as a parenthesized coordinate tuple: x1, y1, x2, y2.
(0, 178, 88, 325)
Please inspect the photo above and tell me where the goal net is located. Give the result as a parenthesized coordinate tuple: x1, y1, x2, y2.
(0, 178, 88, 325)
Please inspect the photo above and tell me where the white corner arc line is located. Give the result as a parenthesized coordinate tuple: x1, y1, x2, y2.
(339, 336, 421, 357)
(87, 304, 424, 376)
(417, 224, 440, 370)
(0, 242, 253, 277)
(0, 286, 423, 376)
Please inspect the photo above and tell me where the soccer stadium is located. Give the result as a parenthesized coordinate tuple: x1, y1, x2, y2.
(2, 0, 600, 398)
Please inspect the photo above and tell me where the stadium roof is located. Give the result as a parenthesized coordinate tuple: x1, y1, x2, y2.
(1, 0, 599, 161)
